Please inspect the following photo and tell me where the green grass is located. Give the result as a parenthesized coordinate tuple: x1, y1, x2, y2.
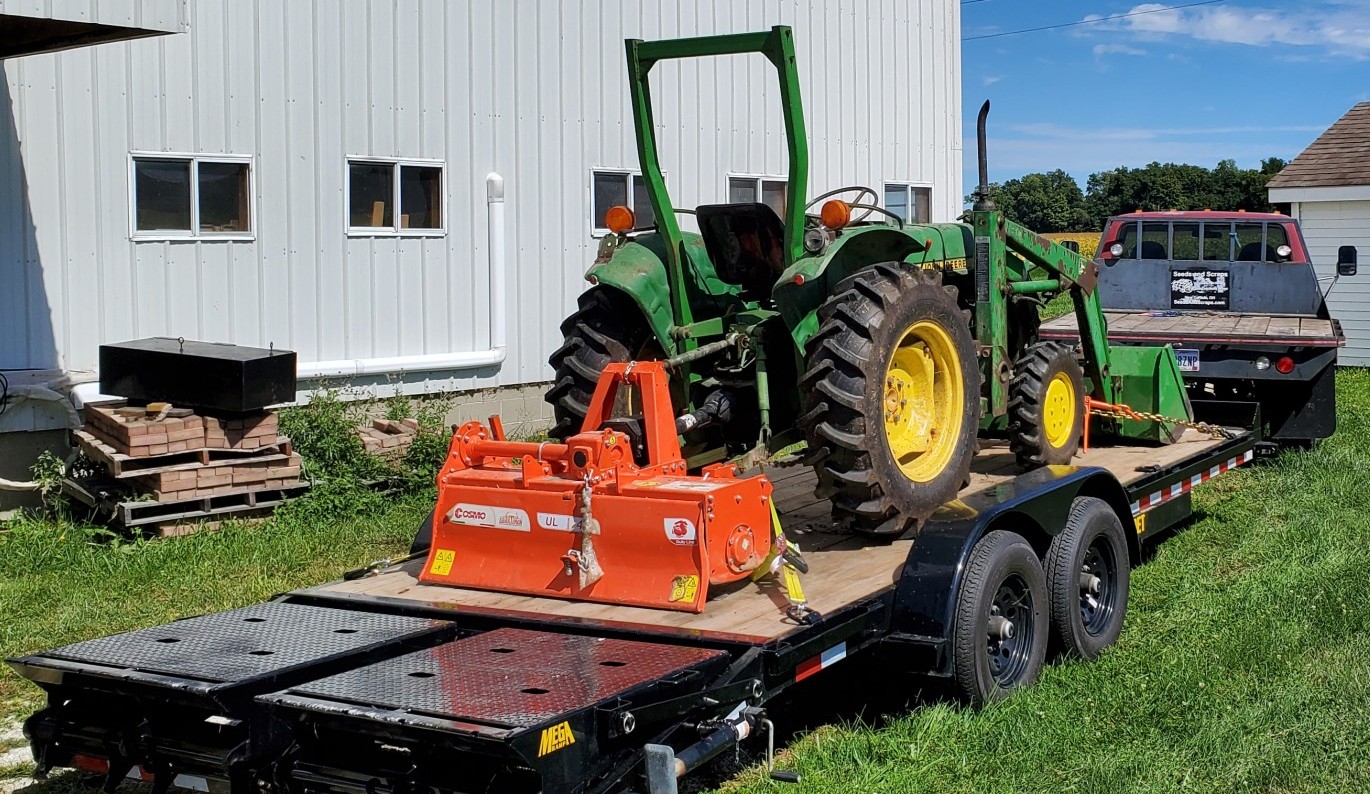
(721, 369, 1370, 793)
(4, 377, 1370, 791)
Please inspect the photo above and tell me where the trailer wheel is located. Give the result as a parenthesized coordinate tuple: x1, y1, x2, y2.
(799, 263, 981, 535)
(952, 530, 1049, 705)
(546, 287, 655, 441)
(1044, 496, 1129, 659)
(1009, 341, 1085, 467)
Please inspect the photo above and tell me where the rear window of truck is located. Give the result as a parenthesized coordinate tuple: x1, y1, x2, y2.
(1108, 220, 1293, 263)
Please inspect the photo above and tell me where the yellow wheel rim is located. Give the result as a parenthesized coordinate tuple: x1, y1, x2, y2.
(1042, 371, 1077, 449)
(882, 320, 965, 483)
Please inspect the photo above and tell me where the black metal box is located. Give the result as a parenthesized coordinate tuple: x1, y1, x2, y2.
(99, 338, 297, 413)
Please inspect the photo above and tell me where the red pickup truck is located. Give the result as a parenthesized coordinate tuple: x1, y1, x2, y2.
(1041, 211, 1358, 448)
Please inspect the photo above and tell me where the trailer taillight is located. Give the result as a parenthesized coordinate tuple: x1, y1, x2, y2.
(1275, 356, 1295, 374)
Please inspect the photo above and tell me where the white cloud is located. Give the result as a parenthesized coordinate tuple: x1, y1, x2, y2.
(1081, 1, 1370, 58)
(982, 75, 1004, 85)
(1093, 43, 1147, 56)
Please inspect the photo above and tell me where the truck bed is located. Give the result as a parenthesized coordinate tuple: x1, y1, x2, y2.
(301, 431, 1231, 644)
(1041, 310, 1342, 346)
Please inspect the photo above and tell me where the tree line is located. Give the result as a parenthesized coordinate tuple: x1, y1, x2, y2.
(967, 158, 1289, 233)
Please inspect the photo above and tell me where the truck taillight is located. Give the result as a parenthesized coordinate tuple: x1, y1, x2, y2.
(1275, 356, 1295, 374)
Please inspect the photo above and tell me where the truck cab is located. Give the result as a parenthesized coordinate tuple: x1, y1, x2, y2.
(1041, 211, 1356, 448)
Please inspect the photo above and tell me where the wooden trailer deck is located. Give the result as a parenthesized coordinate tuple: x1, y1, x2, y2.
(1041, 310, 1342, 346)
(303, 431, 1229, 643)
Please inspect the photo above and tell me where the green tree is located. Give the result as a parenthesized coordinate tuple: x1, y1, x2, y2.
(966, 169, 1089, 232)
(1081, 159, 1283, 228)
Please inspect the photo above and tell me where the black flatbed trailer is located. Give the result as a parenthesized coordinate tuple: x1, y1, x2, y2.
(10, 414, 1258, 794)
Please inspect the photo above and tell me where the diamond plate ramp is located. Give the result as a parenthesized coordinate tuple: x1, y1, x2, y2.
(17, 602, 452, 693)
(264, 627, 727, 732)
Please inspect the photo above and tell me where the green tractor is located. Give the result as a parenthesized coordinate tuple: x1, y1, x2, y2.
(547, 26, 1191, 535)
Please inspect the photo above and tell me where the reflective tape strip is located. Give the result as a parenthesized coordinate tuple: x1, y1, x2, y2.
(1131, 450, 1253, 516)
(795, 642, 848, 682)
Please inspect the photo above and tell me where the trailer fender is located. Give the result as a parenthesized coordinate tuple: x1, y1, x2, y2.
(773, 223, 975, 349)
(584, 231, 738, 352)
(888, 465, 1137, 673)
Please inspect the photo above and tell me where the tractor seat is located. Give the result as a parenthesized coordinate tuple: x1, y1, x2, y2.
(1236, 242, 1277, 262)
(696, 203, 787, 300)
(1140, 240, 1167, 260)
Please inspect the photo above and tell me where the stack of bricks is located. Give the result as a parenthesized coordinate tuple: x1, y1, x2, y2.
(78, 401, 303, 503)
(358, 418, 421, 460)
(131, 452, 303, 499)
(84, 405, 207, 456)
(203, 412, 279, 450)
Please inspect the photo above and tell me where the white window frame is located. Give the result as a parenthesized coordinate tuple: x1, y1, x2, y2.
(726, 173, 788, 211)
(589, 168, 664, 238)
(345, 156, 447, 238)
(128, 152, 256, 242)
(883, 181, 934, 224)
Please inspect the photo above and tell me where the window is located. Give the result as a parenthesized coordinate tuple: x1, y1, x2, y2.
(728, 175, 787, 218)
(884, 183, 932, 224)
(1140, 222, 1169, 259)
(347, 159, 443, 235)
(1202, 222, 1232, 261)
(591, 170, 656, 235)
(131, 155, 252, 239)
(1172, 223, 1201, 260)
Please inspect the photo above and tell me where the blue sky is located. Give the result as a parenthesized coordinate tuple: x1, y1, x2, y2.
(961, 0, 1370, 190)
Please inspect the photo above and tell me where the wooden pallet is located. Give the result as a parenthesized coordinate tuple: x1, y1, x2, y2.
(73, 428, 295, 477)
(63, 474, 310, 531)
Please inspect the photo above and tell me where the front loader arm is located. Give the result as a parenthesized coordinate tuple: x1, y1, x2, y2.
(999, 218, 1115, 403)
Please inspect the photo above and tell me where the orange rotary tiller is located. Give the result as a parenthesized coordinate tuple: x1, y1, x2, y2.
(419, 361, 773, 612)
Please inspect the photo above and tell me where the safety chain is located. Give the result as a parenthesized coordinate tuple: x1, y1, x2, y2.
(1084, 397, 1236, 441)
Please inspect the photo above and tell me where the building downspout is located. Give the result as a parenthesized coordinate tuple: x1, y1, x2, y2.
(296, 172, 509, 379)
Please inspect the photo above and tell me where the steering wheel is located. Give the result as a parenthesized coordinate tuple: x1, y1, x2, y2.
(804, 185, 900, 226)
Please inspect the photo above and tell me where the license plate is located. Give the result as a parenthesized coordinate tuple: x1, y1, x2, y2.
(1175, 348, 1200, 372)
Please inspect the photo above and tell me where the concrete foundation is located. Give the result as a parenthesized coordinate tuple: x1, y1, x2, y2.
(0, 428, 70, 515)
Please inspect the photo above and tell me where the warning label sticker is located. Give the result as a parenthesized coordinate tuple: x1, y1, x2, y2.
(428, 549, 455, 576)
(670, 575, 699, 603)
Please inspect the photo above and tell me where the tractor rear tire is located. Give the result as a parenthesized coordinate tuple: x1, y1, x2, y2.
(799, 263, 981, 535)
(1008, 341, 1085, 467)
(545, 288, 653, 441)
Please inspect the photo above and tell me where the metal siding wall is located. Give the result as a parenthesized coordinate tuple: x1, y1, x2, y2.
(0, 0, 961, 392)
(1296, 200, 1370, 366)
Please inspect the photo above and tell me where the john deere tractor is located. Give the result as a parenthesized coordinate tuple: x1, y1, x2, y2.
(547, 27, 1190, 535)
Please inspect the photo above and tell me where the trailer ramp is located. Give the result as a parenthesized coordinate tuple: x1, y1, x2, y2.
(9, 603, 455, 791)
(258, 628, 732, 794)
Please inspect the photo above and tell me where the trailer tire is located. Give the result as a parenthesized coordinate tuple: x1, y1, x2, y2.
(952, 530, 1049, 705)
(1045, 496, 1129, 660)
(1009, 341, 1085, 467)
(546, 288, 655, 441)
(799, 263, 981, 535)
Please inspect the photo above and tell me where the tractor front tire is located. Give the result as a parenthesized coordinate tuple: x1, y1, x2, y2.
(799, 263, 981, 535)
(546, 288, 653, 441)
(1008, 341, 1085, 467)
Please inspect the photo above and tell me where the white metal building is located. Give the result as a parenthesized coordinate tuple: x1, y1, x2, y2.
(1, 0, 963, 440)
(1268, 102, 1370, 366)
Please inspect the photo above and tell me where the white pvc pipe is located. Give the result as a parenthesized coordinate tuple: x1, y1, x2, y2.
(297, 171, 509, 380)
